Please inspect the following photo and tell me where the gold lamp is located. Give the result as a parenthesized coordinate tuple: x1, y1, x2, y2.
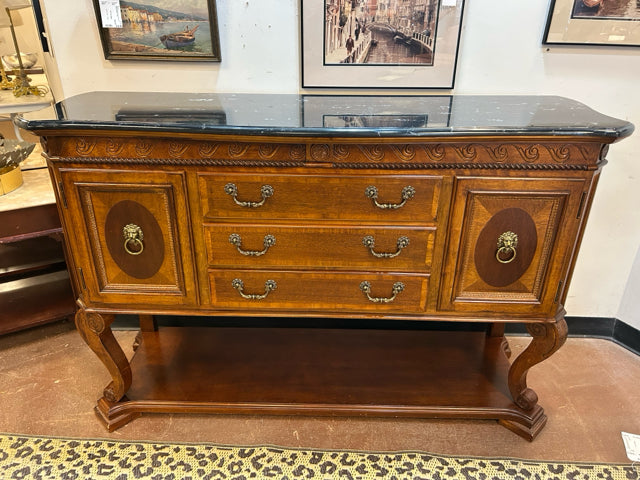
(0, 0, 46, 96)
(0, 2, 15, 89)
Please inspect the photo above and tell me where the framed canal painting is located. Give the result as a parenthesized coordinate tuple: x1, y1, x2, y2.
(544, 0, 640, 46)
(92, 0, 221, 61)
(301, 0, 466, 89)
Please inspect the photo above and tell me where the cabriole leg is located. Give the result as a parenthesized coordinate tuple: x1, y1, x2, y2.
(508, 311, 568, 411)
(75, 308, 132, 404)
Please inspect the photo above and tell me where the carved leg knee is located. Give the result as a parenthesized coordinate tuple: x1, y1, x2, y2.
(508, 313, 568, 410)
(75, 309, 132, 402)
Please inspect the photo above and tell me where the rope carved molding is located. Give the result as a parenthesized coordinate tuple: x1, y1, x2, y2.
(46, 136, 604, 170)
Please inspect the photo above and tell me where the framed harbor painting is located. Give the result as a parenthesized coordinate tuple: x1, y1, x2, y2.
(544, 0, 640, 46)
(301, 0, 466, 89)
(92, 0, 221, 61)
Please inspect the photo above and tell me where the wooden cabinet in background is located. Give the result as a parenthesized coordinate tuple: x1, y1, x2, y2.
(18, 93, 633, 440)
(0, 169, 76, 335)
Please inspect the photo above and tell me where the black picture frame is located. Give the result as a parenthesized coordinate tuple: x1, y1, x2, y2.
(544, 0, 640, 47)
(301, 0, 466, 89)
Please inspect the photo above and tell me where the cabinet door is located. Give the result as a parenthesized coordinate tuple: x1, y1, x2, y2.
(59, 169, 197, 307)
(439, 176, 586, 316)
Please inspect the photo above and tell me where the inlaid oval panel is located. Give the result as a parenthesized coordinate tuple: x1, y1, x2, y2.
(474, 207, 537, 287)
(105, 200, 165, 279)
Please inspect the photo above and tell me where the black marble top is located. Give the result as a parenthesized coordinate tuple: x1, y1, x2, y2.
(16, 92, 634, 140)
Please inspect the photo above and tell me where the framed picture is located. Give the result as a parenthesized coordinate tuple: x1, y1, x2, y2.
(301, 0, 466, 89)
(92, 0, 221, 61)
(543, 0, 640, 46)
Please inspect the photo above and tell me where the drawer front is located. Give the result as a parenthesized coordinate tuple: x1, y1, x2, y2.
(439, 176, 586, 315)
(199, 173, 442, 223)
(59, 169, 197, 306)
(204, 224, 435, 271)
(209, 270, 429, 313)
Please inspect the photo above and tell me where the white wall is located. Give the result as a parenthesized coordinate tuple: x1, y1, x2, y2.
(40, 0, 299, 95)
(619, 245, 640, 327)
(39, 0, 640, 327)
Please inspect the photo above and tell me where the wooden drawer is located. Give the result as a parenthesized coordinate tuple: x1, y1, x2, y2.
(208, 270, 429, 313)
(199, 173, 442, 224)
(204, 224, 435, 271)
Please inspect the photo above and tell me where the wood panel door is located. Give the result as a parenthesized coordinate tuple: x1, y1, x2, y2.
(58, 169, 198, 308)
(439, 176, 587, 317)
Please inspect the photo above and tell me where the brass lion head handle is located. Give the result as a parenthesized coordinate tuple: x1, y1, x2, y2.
(496, 231, 518, 264)
(123, 224, 144, 256)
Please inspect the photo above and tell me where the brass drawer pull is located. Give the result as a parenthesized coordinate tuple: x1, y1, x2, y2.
(224, 183, 274, 208)
(496, 231, 518, 264)
(362, 235, 410, 258)
(232, 278, 277, 300)
(365, 185, 415, 210)
(359, 281, 405, 303)
(229, 233, 276, 256)
(123, 224, 144, 256)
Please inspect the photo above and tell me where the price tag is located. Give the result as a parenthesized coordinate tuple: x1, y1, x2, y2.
(98, 0, 123, 28)
(622, 432, 640, 462)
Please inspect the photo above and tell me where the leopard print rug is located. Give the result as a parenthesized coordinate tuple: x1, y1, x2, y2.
(0, 433, 637, 479)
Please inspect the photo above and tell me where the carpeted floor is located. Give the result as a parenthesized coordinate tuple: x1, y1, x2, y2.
(0, 433, 637, 480)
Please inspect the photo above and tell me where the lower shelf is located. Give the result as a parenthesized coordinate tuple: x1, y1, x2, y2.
(0, 270, 76, 335)
(98, 326, 545, 439)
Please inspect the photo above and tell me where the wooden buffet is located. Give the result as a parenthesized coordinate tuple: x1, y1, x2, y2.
(17, 93, 633, 440)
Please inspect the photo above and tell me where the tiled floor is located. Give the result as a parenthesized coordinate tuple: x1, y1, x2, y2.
(0, 320, 639, 464)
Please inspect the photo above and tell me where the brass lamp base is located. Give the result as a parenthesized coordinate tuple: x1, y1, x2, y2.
(0, 63, 14, 90)
(12, 69, 46, 97)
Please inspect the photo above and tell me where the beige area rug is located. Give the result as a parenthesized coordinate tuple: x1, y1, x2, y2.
(0, 433, 637, 479)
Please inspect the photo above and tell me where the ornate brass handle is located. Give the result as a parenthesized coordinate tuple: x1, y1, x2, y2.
(224, 183, 274, 208)
(229, 233, 276, 256)
(496, 231, 518, 264)
(359, 281, 405, 303)
(365, 185, 415, 210)
(123, 224, 144, 256)
(362, 235, 410, 258)
(231, 278, 277, 300)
